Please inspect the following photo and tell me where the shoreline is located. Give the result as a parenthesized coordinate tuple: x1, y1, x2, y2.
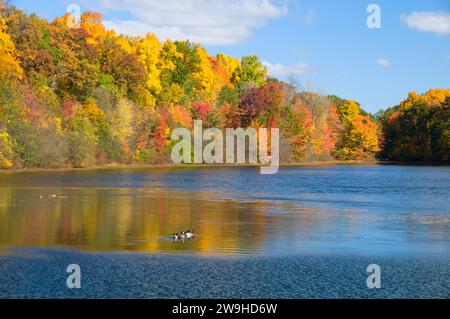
(1, 159, 449, 174)
(0, 160, 395, 174)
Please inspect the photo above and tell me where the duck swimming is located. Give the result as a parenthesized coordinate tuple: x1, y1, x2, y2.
(172, 231, 195, 242)
(183, 230, 195, 239)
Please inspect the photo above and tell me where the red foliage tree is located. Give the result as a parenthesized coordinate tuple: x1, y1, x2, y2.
(238, 81, 283, 127)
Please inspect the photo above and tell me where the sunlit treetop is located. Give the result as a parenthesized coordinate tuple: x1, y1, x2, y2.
(400, 89, 450, 110)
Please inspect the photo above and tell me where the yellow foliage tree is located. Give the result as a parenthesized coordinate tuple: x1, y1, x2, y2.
(115, 36, 134, 54)
(400, 89, 450, 110)
(157, 40, 184, 106)
(108, 98, 134, 154)
(192, 46, 216, 101)
(53, 13, 78, 29)
(159, 40, 181, 73)
(0, 13, 23, 81)
(334, 100, 380, 159)
(136, 33, 162, 96)
(80, 12, 110, 46)
(0, 131, 14, 169)
(215, 53, 240, 86)
(80, 101, 107, 131)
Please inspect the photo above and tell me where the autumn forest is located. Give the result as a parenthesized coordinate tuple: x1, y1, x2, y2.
(0, 5, 449, 169)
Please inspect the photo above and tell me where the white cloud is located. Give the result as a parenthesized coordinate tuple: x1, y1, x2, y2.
(377, 59, 391, 68)
(263, 61, 312, 77)
(79, 0, 288, 45)
(401, 11, 450, 36)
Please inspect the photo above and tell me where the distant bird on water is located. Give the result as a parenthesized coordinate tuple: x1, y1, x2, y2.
(171, 230, 195, 242)
(183, 230, 195, 239)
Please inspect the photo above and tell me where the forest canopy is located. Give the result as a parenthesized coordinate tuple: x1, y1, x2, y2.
(0, 5, 448, 169)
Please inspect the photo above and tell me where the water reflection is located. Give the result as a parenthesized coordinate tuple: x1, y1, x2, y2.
(0, 185, 449, 256)
(0, 187, 279, 255)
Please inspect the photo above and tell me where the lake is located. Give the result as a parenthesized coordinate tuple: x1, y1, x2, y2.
(0, 165, 449, 298)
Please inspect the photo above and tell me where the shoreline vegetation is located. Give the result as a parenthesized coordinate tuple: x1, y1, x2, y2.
(1, 160, 449, 174)
(1, 5, 449, 171)
(0, 160, 376, 173)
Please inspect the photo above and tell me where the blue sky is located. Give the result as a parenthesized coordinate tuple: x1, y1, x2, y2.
(9, 0, 450, 113)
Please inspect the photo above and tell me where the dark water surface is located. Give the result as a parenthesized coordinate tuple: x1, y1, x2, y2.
(1, 249, 449, 298)
(0, 165, 449, 298)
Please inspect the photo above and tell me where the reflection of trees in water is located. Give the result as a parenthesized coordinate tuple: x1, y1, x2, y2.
(0, 188, 292, 254)
(2, 187, 448, 255)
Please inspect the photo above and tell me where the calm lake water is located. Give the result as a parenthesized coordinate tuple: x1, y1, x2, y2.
(1, 165, 449, 257)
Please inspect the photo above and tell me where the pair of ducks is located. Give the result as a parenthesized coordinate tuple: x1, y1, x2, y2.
(172, 230, 195, 241)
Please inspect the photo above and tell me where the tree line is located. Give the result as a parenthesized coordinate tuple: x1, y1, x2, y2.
(0, 5, 448, 169)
